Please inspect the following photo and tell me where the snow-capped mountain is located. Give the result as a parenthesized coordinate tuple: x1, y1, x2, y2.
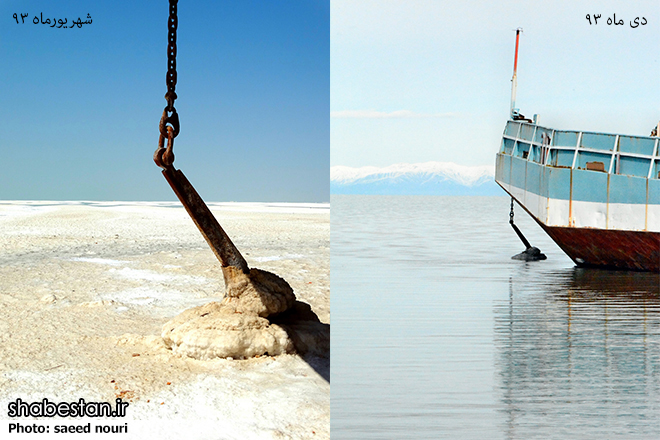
(330, 162, 501, 195)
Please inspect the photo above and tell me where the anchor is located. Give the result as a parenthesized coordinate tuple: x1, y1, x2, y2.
(509, 198, 546, 261)
(152, 1, 253, 289)
(154, 128, 251, 284)
(150, 0, 328, 362)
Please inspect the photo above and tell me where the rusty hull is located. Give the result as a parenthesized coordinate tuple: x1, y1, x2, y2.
(539, 224, 660, 272)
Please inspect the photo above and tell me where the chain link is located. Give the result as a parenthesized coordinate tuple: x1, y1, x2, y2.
(509, 198, 515, 224)
(155, 0, 179, 169)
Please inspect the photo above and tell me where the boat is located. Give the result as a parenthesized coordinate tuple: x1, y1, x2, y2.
(494, 30, 660, 272)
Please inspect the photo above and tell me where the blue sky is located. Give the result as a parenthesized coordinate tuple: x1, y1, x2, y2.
(1, 0, 329, 202)
(331, 0, 659, 168)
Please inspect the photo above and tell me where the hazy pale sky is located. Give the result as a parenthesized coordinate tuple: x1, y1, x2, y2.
(331, 0, 659, 168)
(1, 0, 329, 202)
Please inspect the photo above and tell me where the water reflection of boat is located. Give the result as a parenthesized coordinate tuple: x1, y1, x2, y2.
(555, 267, 660, 296)
(495, 269, 659, 438)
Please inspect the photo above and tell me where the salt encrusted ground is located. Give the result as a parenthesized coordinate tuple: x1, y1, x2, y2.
(0, 201, 329, 439)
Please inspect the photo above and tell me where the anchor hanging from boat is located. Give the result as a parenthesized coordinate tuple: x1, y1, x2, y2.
(509, 198, 546, 261)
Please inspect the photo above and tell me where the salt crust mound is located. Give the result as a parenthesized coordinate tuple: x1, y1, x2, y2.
(162, 266, 306, 360)
(161, 301, 294, 360)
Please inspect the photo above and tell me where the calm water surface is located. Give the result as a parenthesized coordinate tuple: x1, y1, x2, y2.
(331, 195, 659, 439)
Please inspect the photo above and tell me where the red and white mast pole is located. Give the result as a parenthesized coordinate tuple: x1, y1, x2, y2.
(510, 28, 522, 119)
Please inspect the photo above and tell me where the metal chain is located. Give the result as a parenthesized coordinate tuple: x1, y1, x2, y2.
(165, 0, 178, 111)
(509, 198, 515, 224)
(154, 0, 180, 169)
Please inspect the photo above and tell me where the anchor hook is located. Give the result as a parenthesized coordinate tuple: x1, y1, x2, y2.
(509, 198, 546, 261)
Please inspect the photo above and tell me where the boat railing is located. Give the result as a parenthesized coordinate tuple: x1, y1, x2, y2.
(500, 120, 660, 180)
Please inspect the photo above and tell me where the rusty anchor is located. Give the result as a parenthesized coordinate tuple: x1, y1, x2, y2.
(152, 0, 250, 282)
(153, 122, 261, 288)
(154, 123, 249, 284)
(150, 1, 329, 364)
(153, 0, 297, 317)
